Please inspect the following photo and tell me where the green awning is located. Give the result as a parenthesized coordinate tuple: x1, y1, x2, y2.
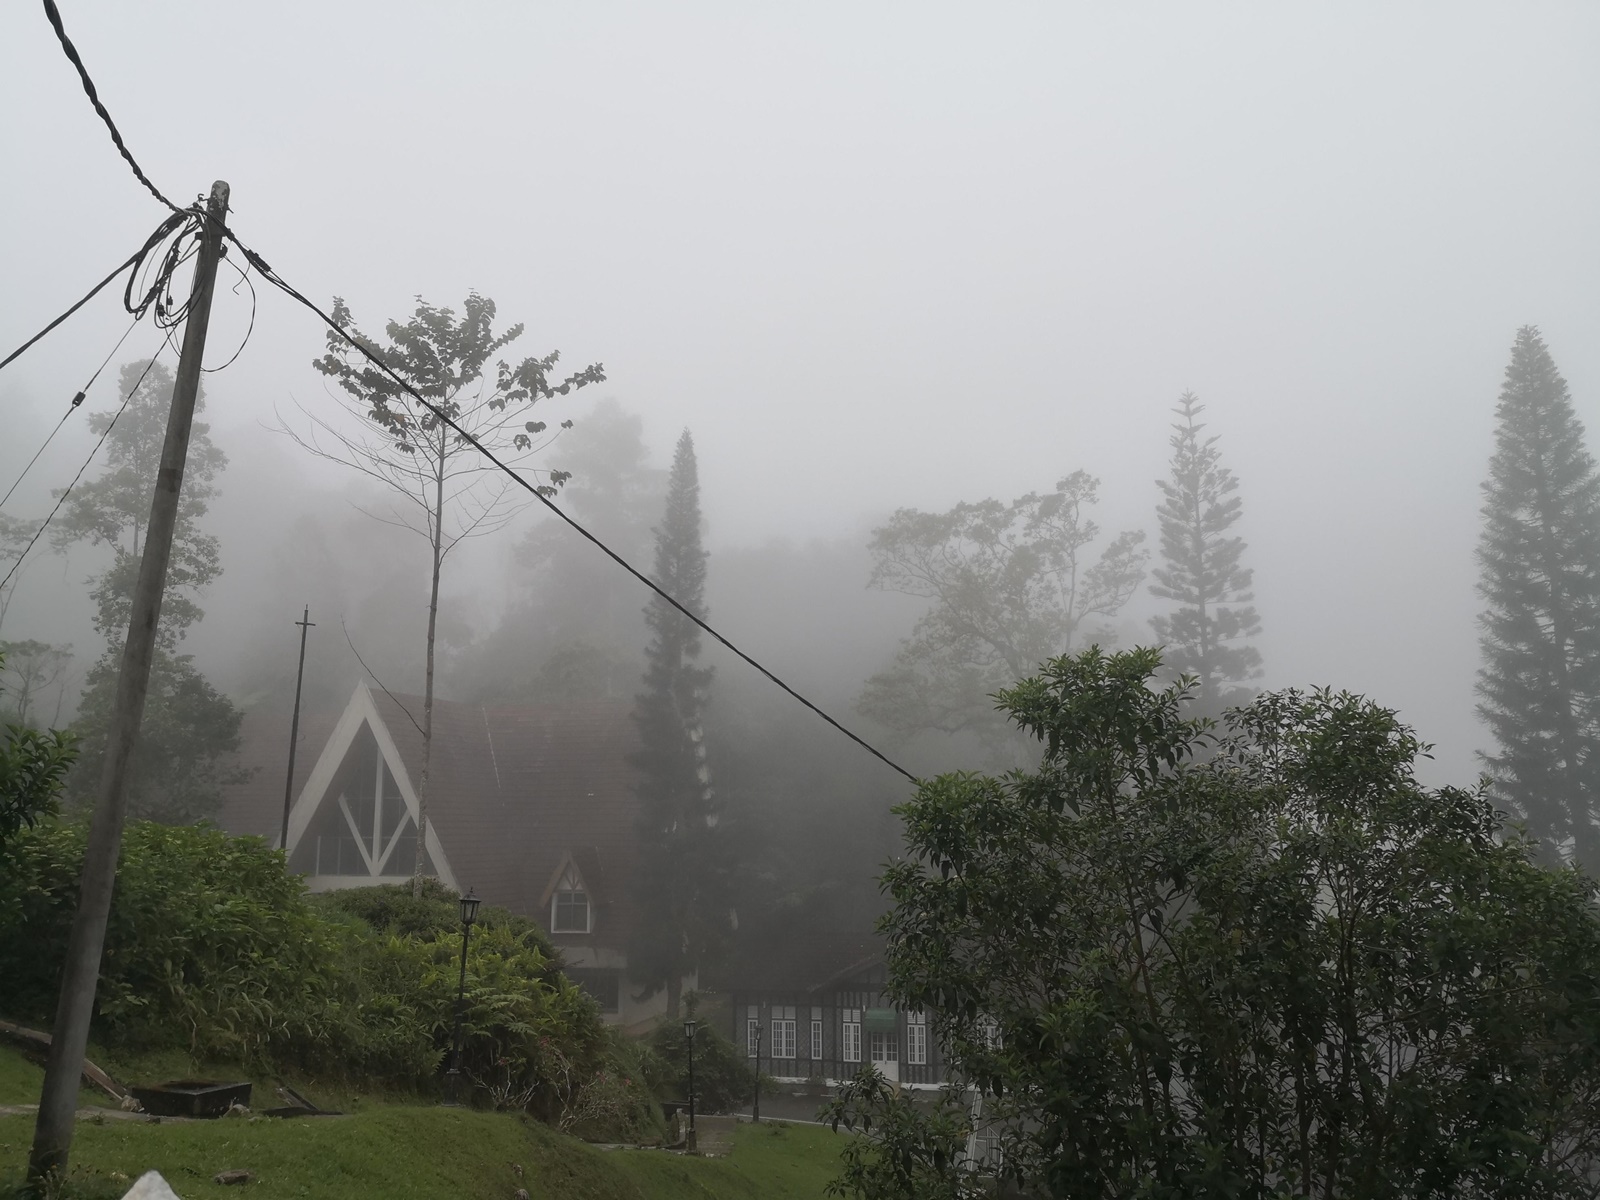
(864, 1008, 898, 1033)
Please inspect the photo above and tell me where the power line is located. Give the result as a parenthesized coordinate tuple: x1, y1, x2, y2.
(31, 0, 916, 785)
(0, 210, 185, 376)
(339, 616, 426, 740)
(0, 316, 138, 512)
(39, 0, 181, 214)
(226, 231, 919, 785)
(0, 350, 164, 596)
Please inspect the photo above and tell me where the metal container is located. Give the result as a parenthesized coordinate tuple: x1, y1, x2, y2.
(128, 1080, 252, 1119)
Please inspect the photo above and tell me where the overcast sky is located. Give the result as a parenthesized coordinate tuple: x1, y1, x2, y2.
(3, 2, 1598, 783)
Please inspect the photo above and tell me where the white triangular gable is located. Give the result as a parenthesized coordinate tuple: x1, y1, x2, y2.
(284, 682, 457, 891)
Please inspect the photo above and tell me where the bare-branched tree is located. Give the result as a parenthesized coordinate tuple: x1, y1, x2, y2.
(281, 292, 604, 894)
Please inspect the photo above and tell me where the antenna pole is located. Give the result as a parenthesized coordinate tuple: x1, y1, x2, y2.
(280, 605, 315, 851)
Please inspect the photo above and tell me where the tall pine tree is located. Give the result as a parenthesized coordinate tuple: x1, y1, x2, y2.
(1148, 392, 1262, 707)
(1477, 326, 1600, 864)
(629, 430, 729, 1015)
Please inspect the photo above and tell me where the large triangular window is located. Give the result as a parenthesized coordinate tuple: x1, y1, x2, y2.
(288, 723, 435, 879)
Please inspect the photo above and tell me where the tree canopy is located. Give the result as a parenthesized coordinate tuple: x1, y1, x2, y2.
(859, 472, 1146, 760)
(49, 360, 242, 823)
(832, 646, 1600, 1199)
(294, 292, 605, 892)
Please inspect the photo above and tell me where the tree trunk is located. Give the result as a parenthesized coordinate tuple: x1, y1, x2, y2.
(412, 433, 446, 898)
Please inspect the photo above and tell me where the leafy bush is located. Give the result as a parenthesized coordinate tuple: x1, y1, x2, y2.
(0, 819, 340, 1060)
(0, 822, 609, 1119)
(0, 648, 76, 856)
(647, 1013, 754, 1113)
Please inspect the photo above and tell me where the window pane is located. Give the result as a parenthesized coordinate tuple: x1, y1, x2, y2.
(553, 890, 589, 932)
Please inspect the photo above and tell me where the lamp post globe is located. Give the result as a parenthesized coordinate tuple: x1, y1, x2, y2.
(444, 888, 479, 1106)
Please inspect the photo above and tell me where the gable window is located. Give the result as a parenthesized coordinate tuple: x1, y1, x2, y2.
(842, 1008, 862, 1064)
(907, 1011, 928, 1066)
(551, 862, 590, 933)
(771, 1005, 796, 1060)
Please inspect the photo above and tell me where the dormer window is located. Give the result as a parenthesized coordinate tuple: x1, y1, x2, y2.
(551, 862, 590, 933)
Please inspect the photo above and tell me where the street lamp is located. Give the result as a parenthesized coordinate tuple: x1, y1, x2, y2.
(751, 1024, 762, 1123)
(444, 889, 480, 1106)
(682, 1018, 698, 1147)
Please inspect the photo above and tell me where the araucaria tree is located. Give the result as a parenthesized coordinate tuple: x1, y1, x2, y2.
(859, 472, 1145, 760)
(830, 647, 1600, 1198)
(53, 360, 242, 823)
(1148, 391, 1262, 707)
(629, 430, 730, 1016)
(1477, 325, 1600, 865)
(294, 294, 604, 893)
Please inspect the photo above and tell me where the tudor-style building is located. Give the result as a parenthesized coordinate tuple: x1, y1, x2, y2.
(712, 928, 947, 1088)
(216, 682, 692, 1032)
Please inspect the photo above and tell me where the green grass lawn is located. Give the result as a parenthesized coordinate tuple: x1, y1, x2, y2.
(0, 1049, 108, 1112)
(0, 1048, 847, 1200)
(607, 1121, 845, 1200)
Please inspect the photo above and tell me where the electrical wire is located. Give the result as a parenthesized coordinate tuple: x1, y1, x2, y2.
(0, 350, 164, 596)
(39, 0, 181, 214)
(0, 315, 139, 512)
(203, 253, 257, 374)
(225, 229, 919, 785)
(31, 0, 912, 783)
(125, 210, 207, 330)
(340, 617, 426, 739)
(0, 210, 186, 376)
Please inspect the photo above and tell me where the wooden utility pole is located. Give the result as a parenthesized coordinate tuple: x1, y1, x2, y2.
(29, 181, 230, 1187)
(280, 605, 314, 850)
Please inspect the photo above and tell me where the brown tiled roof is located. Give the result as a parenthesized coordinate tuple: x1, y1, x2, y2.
(709, 924, 885, 995)
(217, 686, 643, 950)
(215, 704, 339, 843)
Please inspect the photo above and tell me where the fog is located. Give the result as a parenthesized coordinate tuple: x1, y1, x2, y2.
(3, 1, 1600, 795)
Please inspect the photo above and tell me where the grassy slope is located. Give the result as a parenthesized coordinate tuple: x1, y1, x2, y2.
(0, 1048, 845, 1200)
(0, 1050, 108, 1112)
(609, 1122, 845, 1200)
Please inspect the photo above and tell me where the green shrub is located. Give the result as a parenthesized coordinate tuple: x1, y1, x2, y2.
(646, 1014, 754, 1114)
(0, 821, 608, 1118)
(0, 819, 339, 1060)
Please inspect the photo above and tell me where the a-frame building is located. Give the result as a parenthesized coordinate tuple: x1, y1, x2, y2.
(218, 683, 689, 1032)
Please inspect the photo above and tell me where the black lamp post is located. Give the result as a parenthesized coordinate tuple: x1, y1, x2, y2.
(444, 888, 480, 1106)
(751, 1024, 762, 1123)
(683, 1018, 698, 1150)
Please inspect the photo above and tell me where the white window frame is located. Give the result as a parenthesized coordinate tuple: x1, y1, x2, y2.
(810, 1019, 823, 1061)
(550, 862, 591, 933)
(869, 1030, 898, 1063)
(747, 1018, 761, 1058)
(772, 1019, 796, 1059)
(907, 1011, 928, 1066)
(842, 1008, 861, 1064)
